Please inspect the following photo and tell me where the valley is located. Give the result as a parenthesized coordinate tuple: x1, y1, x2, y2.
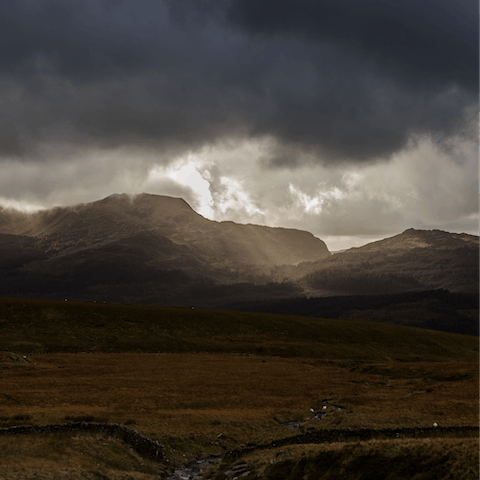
(0, 194, 478, 478)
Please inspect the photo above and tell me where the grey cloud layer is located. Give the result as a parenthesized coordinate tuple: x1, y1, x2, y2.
(222, 0, 477, 91)
(0, 0, 476, 164)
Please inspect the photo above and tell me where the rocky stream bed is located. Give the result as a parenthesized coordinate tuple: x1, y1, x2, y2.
(0, 422, 478, 479)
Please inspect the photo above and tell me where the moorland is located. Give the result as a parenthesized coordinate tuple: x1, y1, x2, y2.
(0, 297, 478, 479)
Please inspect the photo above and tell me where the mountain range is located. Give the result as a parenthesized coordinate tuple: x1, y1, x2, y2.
(0, 192, 477, 334)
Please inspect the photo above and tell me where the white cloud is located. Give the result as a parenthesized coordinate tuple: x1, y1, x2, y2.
(288, 183, 324, 214)
(288, 183, 347, 215)
(146, 156, 215, 218)
(215, 176, 266, 222)
(0, 122, 476, 251)
(0, 196, 45, 213)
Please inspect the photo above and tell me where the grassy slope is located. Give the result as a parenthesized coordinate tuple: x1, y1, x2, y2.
(0, 297, 477, 361)
(208, 437, 479, 480)
(0, 432, 161, 480)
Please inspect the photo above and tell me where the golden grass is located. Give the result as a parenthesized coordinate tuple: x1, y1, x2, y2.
(0, 297, 478, 476)
(207, 437, 479, 480)
(0, 432, 161, 479)
(1, 353, 477, 465)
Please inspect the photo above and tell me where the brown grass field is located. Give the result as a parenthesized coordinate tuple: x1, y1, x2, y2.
(0, 298, 478, 478)
(209, 437, 480, 480)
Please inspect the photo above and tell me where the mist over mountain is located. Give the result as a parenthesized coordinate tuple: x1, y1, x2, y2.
(0, 193, 329, 264)
(0, 193, 477, 333)
(0, 193, 328, 304)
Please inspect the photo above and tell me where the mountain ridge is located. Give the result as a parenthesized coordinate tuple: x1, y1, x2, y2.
(0, 193, 330, 266)
(284, 227, 478, 297)
(0, 194, 477, 321)
(347, 227, 478, 252)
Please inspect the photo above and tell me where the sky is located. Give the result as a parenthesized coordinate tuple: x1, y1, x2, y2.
(0, 0, 478, 251)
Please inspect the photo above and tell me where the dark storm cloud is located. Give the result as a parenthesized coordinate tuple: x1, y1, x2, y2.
(223, 0, 478, 92)
(0, 0, 476, 164)
(1, 0, 263, 156)
(0, 1, 166, 79)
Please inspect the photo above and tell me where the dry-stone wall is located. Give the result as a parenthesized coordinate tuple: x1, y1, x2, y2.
(225, 426, 480, 459)
(0, 422, 165, 460)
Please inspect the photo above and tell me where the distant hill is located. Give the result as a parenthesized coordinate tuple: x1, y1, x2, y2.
(226, 289, 479, 336)
(279, 228, 479, 297)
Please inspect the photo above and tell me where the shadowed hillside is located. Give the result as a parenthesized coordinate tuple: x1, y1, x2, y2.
(0, 296, 477, 360)
(226, 289, 479, 336)
(276, 228, 478, 296)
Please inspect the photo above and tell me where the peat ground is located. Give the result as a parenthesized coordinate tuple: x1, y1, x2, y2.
(0, 297, 478, 478)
